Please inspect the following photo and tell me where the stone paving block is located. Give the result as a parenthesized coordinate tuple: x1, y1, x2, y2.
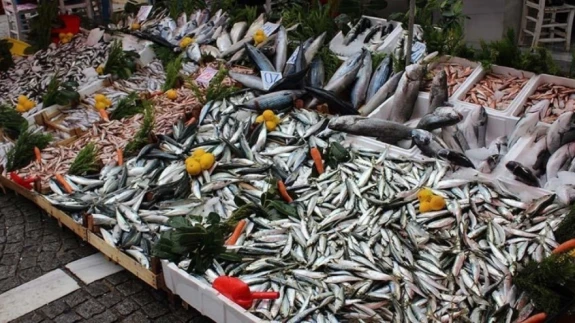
(114, 299, 140, 316)
(63, 290, 90, 308)
(106, 272, 131, 285)
(116, 280, 144, 296)
(0, 264, 16, 279)
(12, 311, 45, 323)
(54, 311, 82, 323)
(85, 281, 111, 297)
(75, 299, 105, 319)
(98, 291, 123, 307)
(87, 309, 118, 323)
(141, 301, 170, 319)
(122, 310, 151, 323)
(132, 291, 156, 306)
(41, 300, 69, 319)
(19, 256, 37, 270)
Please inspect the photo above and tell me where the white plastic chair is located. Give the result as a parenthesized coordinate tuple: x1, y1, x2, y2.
(1, 0, 37, 40)
(58, 0, 93, 19)
(520, 0, 575, 50)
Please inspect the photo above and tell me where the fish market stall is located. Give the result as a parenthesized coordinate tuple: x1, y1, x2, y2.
(2, 2, 575, 323)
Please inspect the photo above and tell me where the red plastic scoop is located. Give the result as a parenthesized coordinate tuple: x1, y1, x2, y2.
(10, 172, 36, 190)
(212, 276, 279, 309)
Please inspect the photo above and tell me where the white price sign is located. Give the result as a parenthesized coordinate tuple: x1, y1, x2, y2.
(286, 47, 300, 65)
(196, 67, 218, 87)
(261, 71, 283, 91)
(262, 22, 280, 37)
(136, 6, 153, 22)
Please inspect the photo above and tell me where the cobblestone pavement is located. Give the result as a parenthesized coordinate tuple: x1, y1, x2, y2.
(0, 191, 214, 323)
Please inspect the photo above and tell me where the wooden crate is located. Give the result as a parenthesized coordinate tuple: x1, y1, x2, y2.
(0, 174, 87, 240)
(86, 231, 160, 289)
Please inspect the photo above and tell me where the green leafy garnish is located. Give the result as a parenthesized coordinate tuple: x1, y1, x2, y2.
(0, 105, 28, 140)
(68, 142, 99, 175)
(6, 130, 52, 171)
(188, 67, 238, 105)
(42, 74, 80, 108)
(27, 0, 59, 52)
(162, 56, 183, 92)
(110, 92, 144, 120)
(124, 100, 154, 156)
(104, 40, 140, 80)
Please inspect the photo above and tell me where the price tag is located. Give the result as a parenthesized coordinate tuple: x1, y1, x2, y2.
(136, 5, 153, 22)
(261, 71, 283, 90)
(262, 22, 279, 37)
(412, 41, 426, 53)
(286, 47, 300, 65)
(196, 67, 218, 87)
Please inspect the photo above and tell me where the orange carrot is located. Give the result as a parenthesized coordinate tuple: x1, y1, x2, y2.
(519, 313, 546, 323)
(185, 117, 196, 126)
(310, 147, 324, 174)
(277, 180, 293, 203)
(225, 220, 247, 246)
(552, 239, 575, 254)
(117, 148, 123, 166)
(98, 109, 109, 121)
(55, 173, 73, 194)
(34, 147, 41, 162)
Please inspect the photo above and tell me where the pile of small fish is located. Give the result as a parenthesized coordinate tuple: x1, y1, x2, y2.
(463, 72, 530, 110)
(0, 36, 110, 104)
(521, 82, 575, 124)
(329, 17, 397, 56)
(422, 61, 475, 97)
(36, 87, 569, 321)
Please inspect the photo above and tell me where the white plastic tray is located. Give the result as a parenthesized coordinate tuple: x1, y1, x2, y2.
(454, 65, 536, 116)
(420, 56, 483, 102)
(161, 260, 261, 323)
(509, 74, 575, 124)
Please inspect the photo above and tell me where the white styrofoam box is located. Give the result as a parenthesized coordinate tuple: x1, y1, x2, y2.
(453, 65, 536, 116)
(137, 45, 156, 67)
(508, 74, 575, 125)
(366, 93, 430, 155)
(328, 16, 402, 59)
(419, 56, 483, 102)
(160, 260, 261, 323)
(458, 102, 519, 149)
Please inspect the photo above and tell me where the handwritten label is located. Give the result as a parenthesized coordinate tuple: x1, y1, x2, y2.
(261, 71, 283, 90)
(262, 22, 279, 37)
(286, 47, 300, 65)
(196, 67, 218, 87)
(136, 5, 153, 22)
(410, 41, 426, 63)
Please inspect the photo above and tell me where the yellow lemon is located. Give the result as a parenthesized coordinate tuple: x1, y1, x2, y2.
(255, 115, 264, 124)
(66, 32, 73, 38)
(23, 100, 35, 110)
(165, 89, 177, 100)
(104, 98, 112, 107)
(419, 201, 432, 213)
(18, 95, 28, 104)
(179, 37, 194, 48)
(95, 101, 107, 110)
(253, 33, 267, 45)
(255, 29, 265, 35)
(199, 153, 215, 171)
(430, 196, 446, 211)
(15, 104, 26, 113)
(262, 110, 275, 121)
(130, 22, 140, 30)
(59, 33, 65, 39)
(94, 94, 106, 102)
(61, 38, 69, 44)
(186, 159, 202, 176)
(192, 148, 206, 159)
(275, 115, 280, 124)
(96, 65, 104, 75)
(417, 188, 433, 202)
(265, 120, 277, 131)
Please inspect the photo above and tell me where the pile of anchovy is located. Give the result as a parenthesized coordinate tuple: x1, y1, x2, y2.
(41, 90, 567, 322)
(0, 37, 110, 103)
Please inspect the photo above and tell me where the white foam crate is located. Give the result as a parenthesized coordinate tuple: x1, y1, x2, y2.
(453, 65, 537, 116)
(161, 260, 261, 323)
(328, 16, 402, 58)
(420, 56, 483, 102)
(508, 74, 575, 125)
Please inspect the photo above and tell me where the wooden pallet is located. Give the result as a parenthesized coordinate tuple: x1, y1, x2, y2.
(0, 173, 161, 289)
(86, 231, 160, 289)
